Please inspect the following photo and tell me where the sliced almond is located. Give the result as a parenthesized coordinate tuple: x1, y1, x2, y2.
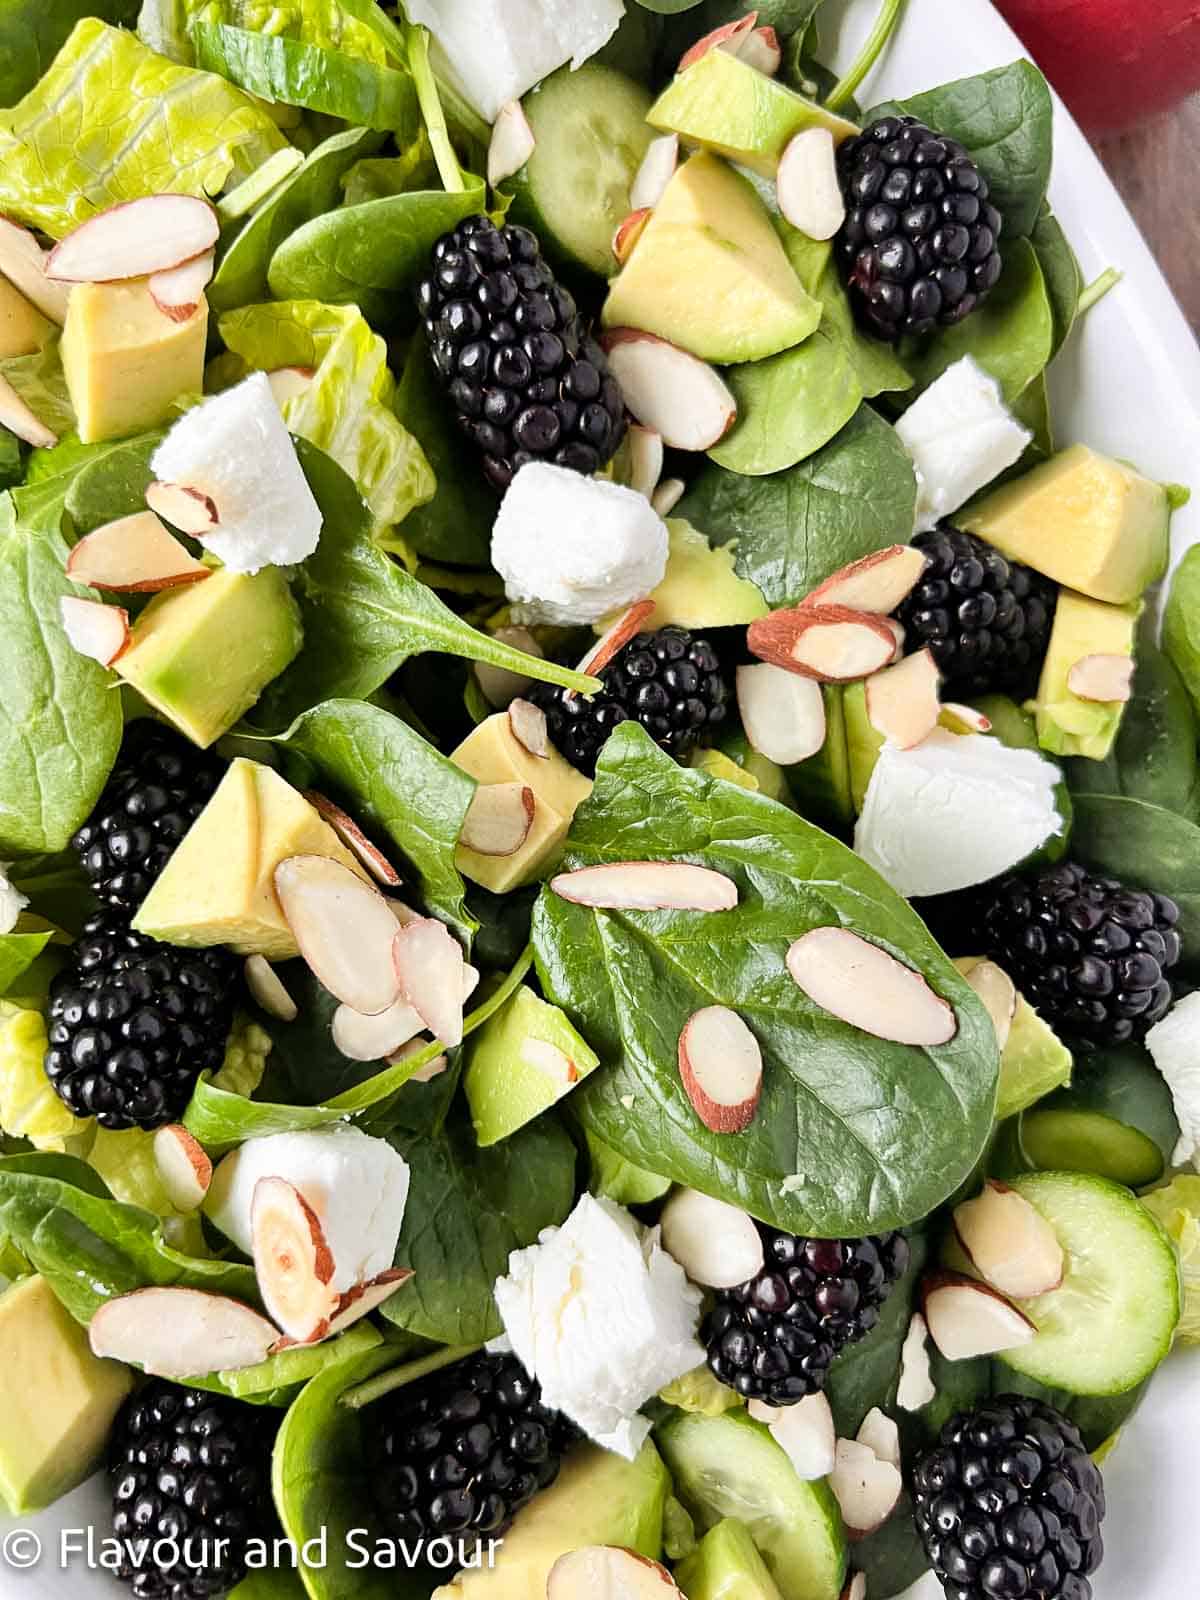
(65, 510, 210, 593)
(601, 330, 737, 452)
(244, 955, 298, 1022)
(940, 701, 992, 735)
(392, 917, 467, 1048)
(320, 1269, 412, 1340)
(267, 365, 317, 411)
(749, 1393, 836, 1480)
(897, 1312, 936, 1412)
(274, 855, 402, 1015)
(303, 790, 402, 887)
(841, 1576, 867, 1600)
(552, 861, 737, 913)
(660, 1187, 764, 1288)
(46, 195, 219, 283)
(1067, 653, 1134, 703)
(153, 1125, 213, 1212)
(630, 133, 680, 211)
(475, 624, 543, 709)
(830, 1437, 903, 1537)
(805, 548, 927, 614)
(251, 1176, 339, 1344)
(0, 370, 57, 448)
(856, 1408, 901, 1471)
(145, 481, 220, 534)
(678, 1005, 762, 1133)
(332, 995, 425, 1062)
(508, 698, 549, 759)
(884, 617, 905, 664)
(736, 661, 826, 765)
(865, 648, 941, 749)
(923, 1271, 1038, 1361)
(547, 1547, 681, 1600)
(748, 605, 898, 682)
(953, 1181, 1065, 1300)
(678, 14, 758, 72)
(736, 24, 782, 74)
(0, 216, 72, 322)
(786, 928, 957, 1046)
(460, 782, 535, 857)
(89, 1287, 279, 1378)
(613, 208, 652, 267)
(521, 1037, 580, 1088)
(628, 424, 664, 499)
(488, 99, 536, 188)
(148, 249, 214, 322)
(59, 596, 130, 667)
(963, 960, 1016, 1053)
(651, 478, 686, 518)
(777, 127, 845, 240)
(572, 600, 657, 685)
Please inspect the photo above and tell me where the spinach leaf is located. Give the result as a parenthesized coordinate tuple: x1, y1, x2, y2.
(708, 328, 862, 477)
(188, 1322, 383, 1411)
(679, 406, 917, 608)
(1030, 203, 1083, 359)
(993, 1368, 1149, 1453)
(0, 1152, 258, 1323)
(4, 848, 94, 934)
(1070, 794, 1200, 975)
(1163, 545, 1200, 727)
(0, 0, 140, 108)
(254, 443, 596, 727)
(0, 930, 52, 994)
(533, 725, 999, 1235)
(381, 1104, 577, 1344)
(824, 1230, 928, 1439)
(277, 699, 476, 941)
(869, 60, 1053, 238)
(61, 431, 162, 532)
(393, 337, 494, 567)
(635, 0, 705, 13)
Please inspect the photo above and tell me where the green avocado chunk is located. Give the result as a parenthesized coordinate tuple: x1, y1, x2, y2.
(1034, 590, 1140, 760)
(953, 957, 1072, 1121)
(676, 1518, 786, 1600)
(464, 984, 600, 1147)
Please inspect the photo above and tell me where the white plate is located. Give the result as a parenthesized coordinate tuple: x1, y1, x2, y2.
(3, 3, 1199, 1597)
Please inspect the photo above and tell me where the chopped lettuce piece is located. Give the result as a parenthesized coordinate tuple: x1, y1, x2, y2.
(87, 1126, 180, 1215)
(210, 1015, 273, 1099)
(188, 0, 391, 61)
(658, 1366, 744, 1417)
(0, 341, 76, 440)
(0, 1002, 93, 1154)
(1142, 1176, 1200, 1345)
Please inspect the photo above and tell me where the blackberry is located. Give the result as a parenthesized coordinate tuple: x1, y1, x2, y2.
(108, 1380, 275, 1600)
(44, 905, 237, 1129)
(912, 1394, 1105, 1600)
(702, 1227, 910, 1406)
(368, 1350, 577, 1558)
(529, 626, 729, 776)
(836, 116, 1003, 342)
(73, 721, 224, 910)
(974, 861, 1181, 1049)
(416, 216, 626, 491)
(894, 526, 1057, 698)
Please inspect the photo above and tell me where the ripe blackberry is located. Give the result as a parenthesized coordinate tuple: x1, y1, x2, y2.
(416, 216, 626, 491)
(702, 1227, 910, 1406)
(73, 721, 224, 910)
(975, 861, 1181, 1049)
(368, 1350, 577, 1558)
(894, 526, 1057, 698)
(108, 1380, 276, 1600)
(836, 116, 1003, 342)
(912, 1394, 1105, 1600)
(529, 626, 729, 777)
(44, 906, 237, 1130)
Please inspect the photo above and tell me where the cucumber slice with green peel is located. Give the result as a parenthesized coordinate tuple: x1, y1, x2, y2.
(508, 63, 655, 280)
(1018, 1045, 1179, 1188)
(995, 1171, 1181, 1395)
(656, 1409, 848, 1600)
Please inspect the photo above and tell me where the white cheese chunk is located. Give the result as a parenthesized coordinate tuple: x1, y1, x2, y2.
(1146, 992, 1200, 1169)
(0, 865, 28, 935)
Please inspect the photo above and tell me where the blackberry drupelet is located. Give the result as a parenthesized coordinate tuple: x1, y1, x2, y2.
(529, 626, 729, 777)
(974, 861, 1181, 1049)
(416, 216, 626, 491)
(108, 1380, 275, 1600)
(73, 721, 225, 910)
(44, 906, 237, 1130)
(703, 1227, 910, 1406)
(894, 526, 1057, 698)
(369, 1350, 577, 1557)
(912, 1394, 1105, 1600)
(836, 116, 1004, 342)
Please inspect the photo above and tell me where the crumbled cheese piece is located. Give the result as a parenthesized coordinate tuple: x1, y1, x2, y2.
(1146, 992, 1200, 1169)
(0, 865, 28, 935)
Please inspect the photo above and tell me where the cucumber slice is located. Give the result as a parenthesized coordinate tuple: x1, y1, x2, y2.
(1019, 1045, 1179, 1188)
(656, 1409, 847, 1600)
(996, 1171, 1181, 1395)
(509, 63, 654, 279)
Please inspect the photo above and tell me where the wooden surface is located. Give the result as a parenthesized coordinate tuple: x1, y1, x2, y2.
(1095, 97, 1200, 332)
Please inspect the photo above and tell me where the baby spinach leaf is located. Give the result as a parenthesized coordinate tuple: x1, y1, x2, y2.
(393, 337, 495, 567)
(0, 0, 140, 108)
(824, 1229, 928, 1440)
(636, 0, 705, 13)
(679, 405, 918, 608)
(1163, 545, 1200, 727)
(61, 431, 163, 533)
(532, 725, 999, 1236)
(869, 59, 1054, 239)
(853, 1494, 931, 1597)
(4, 849, 94, 934)
(0, 931, 52, 994)
(188, 1322, 383, 1411)
(708, 328, 863, 477)
(1030, 203, 1083, 359)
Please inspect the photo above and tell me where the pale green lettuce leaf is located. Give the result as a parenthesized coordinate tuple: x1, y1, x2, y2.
(0, 1002, 94, 1154)
(0, 19, 287, 236)
(1143, 1176, 1200, 1345)
(210, 1015, 273, 1098)
(189, 0, 390, 61)
(217, 299, 435, 537)
(0, 340, 75, 439)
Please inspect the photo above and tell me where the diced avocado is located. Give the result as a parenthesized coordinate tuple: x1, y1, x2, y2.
(953, 957, 1072, 1121)
(1034, 590, 1140, 760)
(842, 680, 884, 813)
(134, 757, 370, 958)
(0, 1275, 133, 1514)
(676, 1518, 786, 1600)
(601, 152, 821, 365)
(584, 1127, 672, 1205)
(715, 732, 793, 808)
(648, 48, 859, 177)
(960, 445, 1170, 605)
(431, 1441, 670, 1600)
(113, 567, 302, 748)
(689, 747, 759, 792)
(787, 684, 853, 829)
(638, 520, 768, 631)
(464, 983, 600, 1146)
(451, 712, 593, 894)
(61, 280, 208, 444)
(0, 274, 53, 359)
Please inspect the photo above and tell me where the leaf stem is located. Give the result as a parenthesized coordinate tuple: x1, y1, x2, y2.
(340, 1343, 481, 1410)
(826, 0, 907, 113)
(463, 943, 535, 1039)
(407, 25, 465, 194)
(1076, 267, 1123, 319)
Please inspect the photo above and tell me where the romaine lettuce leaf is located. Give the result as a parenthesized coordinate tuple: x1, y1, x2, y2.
(189, 0, 390, 61)
(0, 340, 75, 440)
(0, 19, 288, 236)
(1143, 1176, 1200, 1345)
(210, 1015, 273, 1099)
(0, 1002, 93, 1154)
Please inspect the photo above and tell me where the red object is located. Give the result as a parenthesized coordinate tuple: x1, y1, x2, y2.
(993, 0, 1200, 134)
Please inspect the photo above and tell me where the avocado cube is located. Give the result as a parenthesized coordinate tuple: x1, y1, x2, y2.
(954, 956, 1072, 1121)
(465, 983, 600, 1146)
(676, 1518, 786, 1600)
(642, 520, 768, 632)
(0, 274, 53, 360)
(1034, 589, 1140, 760)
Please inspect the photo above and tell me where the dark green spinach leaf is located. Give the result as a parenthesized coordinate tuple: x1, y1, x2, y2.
(1030, 203, 1083, 359)
(825, 1230, 928, 1438)
(0, 0, 140, 107)
(0, 930, 52, 994)
(709, 329, 862, 477)
(393, 337, 494, 566)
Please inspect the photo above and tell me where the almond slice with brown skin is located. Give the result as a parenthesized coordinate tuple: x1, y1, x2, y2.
(830, 1437, 903, 1537)
(600, 331, 737, 452)
(628, 425, 664, 499)
(804, 547, 928, 613)
(89, 1287, 280, 1378)
(736, 662, 826, 765)
(521, 1037, 580, 1088)
(678, 1005, 762, 1132)
(777, 127, 844, 240)
(865, 648, 941, 749)
(392, 917, 467, 1048)
(487, 100, 536, 188)
(568, 600, 657, 696)
(59, 596, 130, 667)
(840, 1575, 867, 1600)
(244, 955, 299, 1022)
(940, 701, 992, 734)
(46, 195, 220, 283)
(613, 208, 652, 268)
(145, 481, 220, 534)
(659, 1187, 764, 1287)
(630, 134, 679, 210)
(651, 478, 685, 518)
(552, 861, 738, 913)
(0, 370, 57, 447)
(65, 510, 210, 593)
(274, 855, 402, 1015)
(1067, 653, 1134, 703)
(267, 365, 317, 410)
(547, 1546, 682, 1600)
(252, 1176, 340, 1344)
(149, 249, 214, 322)
(331, 995, 425, 1062)
(322, 1269, 413, 1339)
(922, 1271, 1038, 1361)
(678, 14, 759, 71)
(963, 959, 1016, 1052)
(953, 1181, 1065, 1299)
(749, 1393, 836, 1480)
(0, 216, 72, 322)
(153, 1125, 213, 1212)
(303, 790, 402, 887)
(786, 928, 957, 1046)
(459, 782, 536, 856)
(508, 698, 549, 759)
(736, 23, 781, 73)
(749, 605, 898, 682)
